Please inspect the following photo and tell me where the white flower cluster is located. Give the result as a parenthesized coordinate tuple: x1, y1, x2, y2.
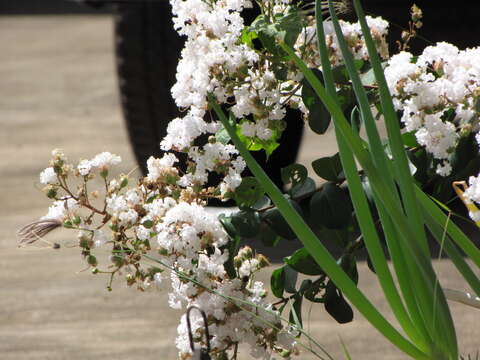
(294, 16, 389, 69)
(33, 151, 297, 359)
(384, 42, 480, 176)
(463, 176, 480, 222)
(162, 0, 261, 194)
(77, 151, 121, 176)
(291, 16, 389, 120)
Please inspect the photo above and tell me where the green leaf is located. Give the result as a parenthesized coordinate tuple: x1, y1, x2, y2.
(284, 265, 298, 293)
(401, 131, 418, 148)
(312, 153, 345, 182)
(290, 177, 316, 199)
(331, 61, 364, 83)
(249, 11, 302, 58)
(339, 254, 358, 285)
(271, 267, 285, 298)
(302, 69, 331, 134)
(234, 177, 265, 208)
(324, 281, 354, 324)
(215, 126, 231, 145)
(278, 11, 303, 47)
(218, 213, 236, 237)
(262, 199, 303, 240)
(350, 106, 361, 133)
(260, 223, 281, 247)
(224, 235, 241, 279)
(240, 27, 258, 48)
(281, 163, 308, 186)
(252, 195, 271, 210)
(231, 210, 261, 238)
(284, 247, 324, 275)
(235, 118, 281, 157)
(310, 182, 352, 229)
(304, 279, 325, 303)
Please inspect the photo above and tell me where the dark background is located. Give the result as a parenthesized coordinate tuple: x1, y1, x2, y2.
(2, 0, 479, 52)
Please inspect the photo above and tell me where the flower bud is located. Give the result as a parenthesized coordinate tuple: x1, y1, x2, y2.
(110, 255, 125, 267)
(87, 255, 97, 266)
(72, 216, 81, 225)
(120, 176, 129, 188)
(238, 246, 253, 260)
(234, 256, 243, 268)
(63, 220, 73, 228)
(257, 254, 270, 268)
(100, 169, 108, 179)
(46, 186, 58, 199)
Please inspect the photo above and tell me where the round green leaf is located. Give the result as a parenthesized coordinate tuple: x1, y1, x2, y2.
(310, 182, 352, 229)
(262, 199, 303, 240)
(231, 210, 261, 238)
(271, 267, 285, 298)
(311, 153, 344, 182)
(281, 164, 307, 186)
(234, 177, 264, 208)
(324, 281, 354, 324)
(284, 247, 324, 275)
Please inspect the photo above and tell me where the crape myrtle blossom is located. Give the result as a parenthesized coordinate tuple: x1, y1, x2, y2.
(464, 175, 480, 222)
(294, 15, 389, 69)
(26, 150, 298, 359)
(77, 152, 121, 176)
(384, 43, 480, 176)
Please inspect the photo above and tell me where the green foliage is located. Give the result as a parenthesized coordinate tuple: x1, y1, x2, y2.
(310, 182, 352, 229)
(284, 248, 324, 276)
(324, 281, 354, 324)
(301, 69, 331, 134)
(312, 153, 345, 182)
(234, 177, 265, 208)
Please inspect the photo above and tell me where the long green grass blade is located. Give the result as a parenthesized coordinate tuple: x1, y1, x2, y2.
(350, 0, 430, 256)
(315, 1, 427, 349)
(350, 1, 458, 356)
(209, 97, 427, 359)
(422, 210, 480, 297)
(328, 0, 440, 337)
(280, 28, 455, 359)
(415, 186, 480, 268)
(325, 3, 432, 346)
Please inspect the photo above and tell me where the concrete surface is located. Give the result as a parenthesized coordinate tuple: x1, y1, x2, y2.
(0, 15, 479, 360)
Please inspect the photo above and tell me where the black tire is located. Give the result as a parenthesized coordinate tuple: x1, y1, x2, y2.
(113, 2, 184, 175)
(113, 3, 303, 191)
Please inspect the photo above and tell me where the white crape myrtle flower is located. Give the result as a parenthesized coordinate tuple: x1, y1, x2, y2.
(106, 194, 129, 215)
(146, 153, 178, 182)
(90, 151, 121, 169)
(385, 42, 480, 176)
(464, 175, 480, 204)
(76, 152, 121, 175)
(415, 113, 458, 159)
(295, 16, 389, 69)
(118, 209, 138, 226)
(39, 167, 57, 185)
(77, 159, 92, 176)
(464, 174, 480, 222)
(41, 198, 78, 221)
(436, 161, 452, 177)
